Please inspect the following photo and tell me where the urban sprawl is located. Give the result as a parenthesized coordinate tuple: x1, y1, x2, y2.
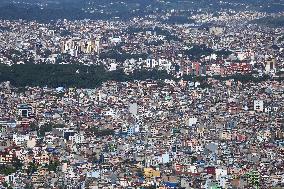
(0, 8, 283, 189)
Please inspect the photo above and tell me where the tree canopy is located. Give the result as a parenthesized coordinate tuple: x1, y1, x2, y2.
(0, 64, 282, 89)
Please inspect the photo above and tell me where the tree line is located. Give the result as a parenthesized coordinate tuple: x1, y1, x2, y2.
(0, 64, 282, 89)
(0, 64, 173, 88)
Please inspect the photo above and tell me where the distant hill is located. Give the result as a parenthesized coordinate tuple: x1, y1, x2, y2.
(251, 16, 284, 27)
(0, 0, 283, 21)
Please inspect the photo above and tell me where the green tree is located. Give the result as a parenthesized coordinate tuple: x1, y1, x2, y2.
(2, 182, 8, 188)
(47, 161, 60, 172)
(0, 165, 16, 176)
(39, 123, 53, 137)
(90, 127, 115, 137)
(27, 162, 38, 175)
(29, 122, 39, 131)
(24, 183, 34, 189)
(11, 157, 23, 170)
(191, 156, 198, 164)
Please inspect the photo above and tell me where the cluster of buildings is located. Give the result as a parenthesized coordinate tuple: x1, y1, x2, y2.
(0, 78, 283, 188)
(0, 11, 283, 78)
(0, 6, 283, 189)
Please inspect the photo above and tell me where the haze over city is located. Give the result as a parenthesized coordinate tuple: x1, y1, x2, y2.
(0, 0, 283, 189)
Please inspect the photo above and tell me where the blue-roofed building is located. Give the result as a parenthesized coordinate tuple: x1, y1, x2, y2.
(163, 182, 179, 188)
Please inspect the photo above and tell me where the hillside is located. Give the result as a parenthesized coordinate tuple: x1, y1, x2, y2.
(0, 0, 283, 22)
(251, 16, 284, 27)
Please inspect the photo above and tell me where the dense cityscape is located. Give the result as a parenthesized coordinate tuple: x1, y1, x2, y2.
(0, 0, 283, 189)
